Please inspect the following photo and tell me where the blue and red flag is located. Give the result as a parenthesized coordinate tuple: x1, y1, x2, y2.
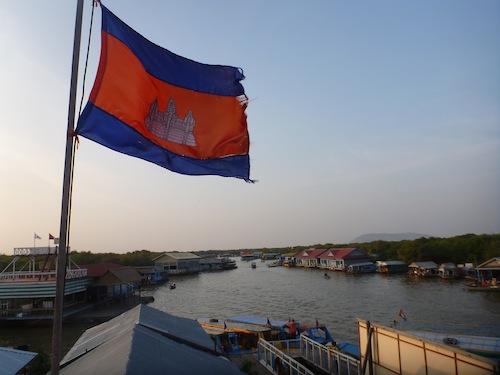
(76, 5, 251, 181)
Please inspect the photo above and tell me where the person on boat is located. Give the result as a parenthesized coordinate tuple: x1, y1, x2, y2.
(285, 319, 297, 337)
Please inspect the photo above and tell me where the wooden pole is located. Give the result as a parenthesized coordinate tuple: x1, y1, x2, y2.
(50, 0, 85, 373)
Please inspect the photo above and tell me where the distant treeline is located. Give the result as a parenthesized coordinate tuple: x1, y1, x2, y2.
(0, 233, 498, 270)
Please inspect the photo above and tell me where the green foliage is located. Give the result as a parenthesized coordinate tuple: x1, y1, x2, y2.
(350, 233, 500, 264)
(239, 358, 257, 375)
(1, 234, 498, 268)
(26, 348, 50, 375)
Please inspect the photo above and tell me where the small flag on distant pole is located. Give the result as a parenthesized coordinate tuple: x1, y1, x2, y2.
(34, 233, 41, 240)
(399, 309, 407, 321)
(49, 233, 55, 240)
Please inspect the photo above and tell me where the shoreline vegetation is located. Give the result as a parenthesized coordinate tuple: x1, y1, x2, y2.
(1, 233, 498, 270)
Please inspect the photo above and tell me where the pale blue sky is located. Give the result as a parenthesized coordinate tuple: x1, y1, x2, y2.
(1, 1, 499, 254)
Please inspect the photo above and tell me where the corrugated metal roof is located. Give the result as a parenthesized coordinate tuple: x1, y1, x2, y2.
(0, 347, 37, 375)
(377, 260, 407, 266)
(83, 263, 123, 278)
(476, 257, 500, 270)
(60, 304, 244, 374)
(153, 252, 200, 261)
(294, 249, 328, 259)
(409, 261, 438, 269)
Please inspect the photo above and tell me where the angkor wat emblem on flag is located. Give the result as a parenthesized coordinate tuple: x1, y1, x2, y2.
(145, 98, 196, 146)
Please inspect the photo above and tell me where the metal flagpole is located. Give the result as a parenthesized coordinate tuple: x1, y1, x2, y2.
(51, 0, 85, 373)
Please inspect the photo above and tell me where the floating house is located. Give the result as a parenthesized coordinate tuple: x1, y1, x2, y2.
(153, 252, 201, 275)
(467, 257, 500, 291)
(240, 252, 257, 261)
(84, 263, 142, 304)
(134, 265, 169, 285)
(59, 304, 244, 374)
(408, 261, 439, 277)
(376, 260, 408, 274)
(319, 248, 371, 271)
(260, 253, 281, 260)
(438, 262, 463, 279)
(199, 256, 237, 271)
(0, 246, 90, 321)
(347, 262, 377, 273)
(294, 248, 327, 268)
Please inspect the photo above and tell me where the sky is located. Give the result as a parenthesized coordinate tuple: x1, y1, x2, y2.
(1, 1, 499, 254)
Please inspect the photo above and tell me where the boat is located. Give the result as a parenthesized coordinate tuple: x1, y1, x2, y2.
(393, 319, 500, 360)
(169, 282, 176, 289)
(251, 262, 256, 269)
(465, 280, 500, 291)
(0, 246, 91, 321)
(466, 257, 500, 291)
(267, 260, 282, 267)
(323, 272, 330, 279)
(226, 316, 335, 346)
(198, 315, 344, 356)
(197, 318, 276, 354)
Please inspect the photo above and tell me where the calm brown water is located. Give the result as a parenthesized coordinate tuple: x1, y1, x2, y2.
(1, 258, 499, 356)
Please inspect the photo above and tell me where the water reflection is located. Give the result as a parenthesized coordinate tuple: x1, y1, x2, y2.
(147, 259, 500, 344)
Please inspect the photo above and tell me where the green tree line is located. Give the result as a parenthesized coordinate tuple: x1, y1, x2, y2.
(0, 233, 498, 271)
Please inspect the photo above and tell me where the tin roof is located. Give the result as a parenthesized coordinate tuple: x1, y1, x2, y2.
(294, 248, 328, 259)
(409, 261, 438, 269)
(153, 252, 201, 261)
(60, 304, 243, 374)
(83, 263, 123, 278)
(0, 347, 37, 375)
(476, 257, 500, 271)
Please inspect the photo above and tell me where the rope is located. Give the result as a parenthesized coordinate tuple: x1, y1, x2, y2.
(67, 0, 99, 250)
(78, 0, 98, 116)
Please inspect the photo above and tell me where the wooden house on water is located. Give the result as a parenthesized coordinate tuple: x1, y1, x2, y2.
(293, 248, 327, 268)
(153, 252, 201, 275)
(347, 262, 376, 273)
(84, 263, 142, 305)
(376, 260, 408, 274)
(466, 257, 500, 291)
(408, 261, 439, 277)
(318, 248, 371, 271)
(438, 262, 463, 279)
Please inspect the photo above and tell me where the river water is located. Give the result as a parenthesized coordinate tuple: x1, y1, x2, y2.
(1, 258, 499, 357)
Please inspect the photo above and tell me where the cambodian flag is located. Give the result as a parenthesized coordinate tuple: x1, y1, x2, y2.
(76, 5, 251, 181)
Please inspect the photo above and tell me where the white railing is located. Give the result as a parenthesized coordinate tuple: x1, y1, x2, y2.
(300, 335, 361, 375)
(258, 338, 315, 375)
(0, 268, 87, 281)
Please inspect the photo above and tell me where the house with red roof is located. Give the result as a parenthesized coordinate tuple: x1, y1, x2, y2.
(293, 248, 328, 268)
(318, 248, 371, 271)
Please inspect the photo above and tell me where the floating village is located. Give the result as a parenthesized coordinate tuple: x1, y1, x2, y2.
(1, 244, 499, 374)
